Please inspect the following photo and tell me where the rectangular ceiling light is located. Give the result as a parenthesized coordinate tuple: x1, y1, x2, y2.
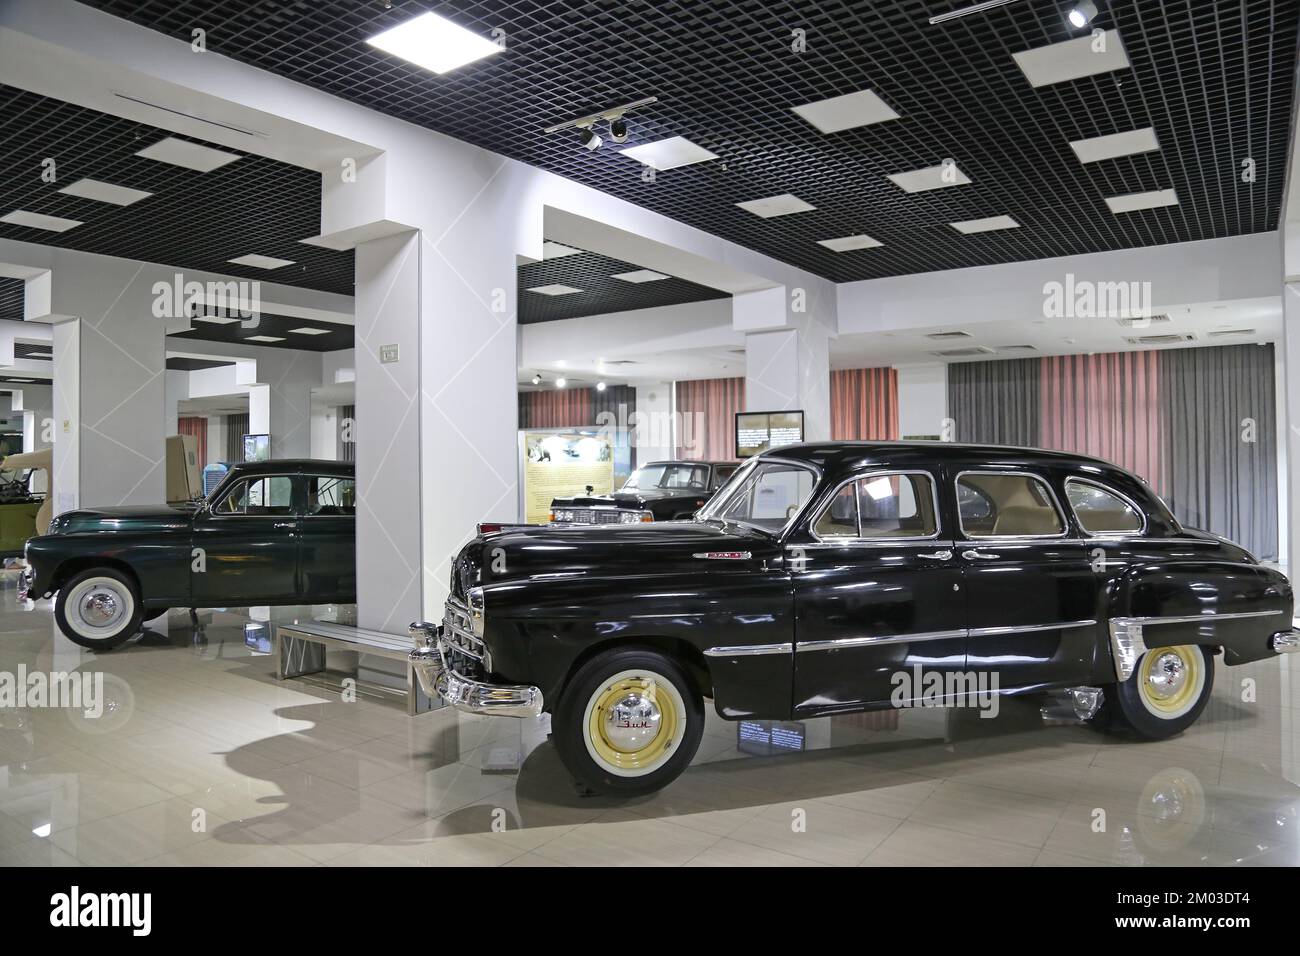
(135, 137, 241, 172)
(817, 234, 883, 252)
(620, 136, 719, 171)
(1070, 128, 1159, 163)
(791, 88, 900, 134)
(1013, 30, 1130, 87)
(736, 193, 816, 218)
(949, 215, 1019, 234)
(612, 270, 670, 282)
(57, 178, 153, 206)
(245, 335, 286, 343)
(193, 313, 242, 325)
(365, 11, 502, 74)
(886, 164, 971, 193)
(527, 284, 583, 296)
(0, 210, 83, 232)
(1105, 189, 1178, 214)
(227, 254, 296, 269)
(289, 327, 331, 335)
(542, 241, 582, 259)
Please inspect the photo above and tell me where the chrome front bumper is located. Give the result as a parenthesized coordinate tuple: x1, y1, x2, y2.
(16, 567, 34, 602)
(407, 621, 543, 718)
(1271, 629, 1300, 653)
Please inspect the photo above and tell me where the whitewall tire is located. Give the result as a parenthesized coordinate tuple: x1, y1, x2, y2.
(54, 568, 143, 651)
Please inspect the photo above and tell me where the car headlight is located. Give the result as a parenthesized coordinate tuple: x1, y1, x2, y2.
(552, 509, 573, 523)
(619, 510, 653, 524)
(467, 586, 486, 637)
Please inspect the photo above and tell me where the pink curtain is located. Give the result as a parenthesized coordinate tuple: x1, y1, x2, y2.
(177, 416, 208, 468)
(675, 377, 744, 460)
(830, 368, 899, 440)
(1039, 352, 1164, 493)
(524, 388, 593, 429)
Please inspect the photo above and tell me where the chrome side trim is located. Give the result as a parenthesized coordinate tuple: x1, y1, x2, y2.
(1122, 609, 1285, 627)
(796, 629, 967, 653)
(703, 642, 794, 658)
(1107, 609, 1287, 682)
(968, 619, 1097, 638)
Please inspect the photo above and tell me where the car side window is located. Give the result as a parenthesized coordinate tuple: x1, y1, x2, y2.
(1065, 479, 1143, 534)
(213, 476, 294, 516)
(306, 475, 356, 516)
(814, 473, 938, 540)
(711, 465, 737, 490)
(957, 472, 1063, 537)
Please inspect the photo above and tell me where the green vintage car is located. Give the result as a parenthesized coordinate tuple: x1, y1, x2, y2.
(22, 460, 356, 650)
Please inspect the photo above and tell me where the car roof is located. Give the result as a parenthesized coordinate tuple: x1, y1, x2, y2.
(227, 459, 354, 477)
(643, 460, 737, 467)
(758, 441, 1123, 474)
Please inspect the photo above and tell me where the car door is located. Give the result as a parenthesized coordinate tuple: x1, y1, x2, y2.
(954, 468, 1101, 691)
(191, 472, 301, 605)
(298, 472, 357, 603)
(790, 469, 967, 716)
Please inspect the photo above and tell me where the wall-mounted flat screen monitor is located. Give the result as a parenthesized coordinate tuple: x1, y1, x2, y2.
(735, 410, 805, 458)
(243, 434, 271, 462)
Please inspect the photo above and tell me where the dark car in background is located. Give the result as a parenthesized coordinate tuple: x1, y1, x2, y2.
(22, 460, 355, 650)
(549, 459, 738, 524)
(413, 441, 1298, 796)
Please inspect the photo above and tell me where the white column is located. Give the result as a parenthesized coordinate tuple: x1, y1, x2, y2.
(1282, 283, 1300, 576)
(737, 288, 832, 442)
(896, 364, 948, 439)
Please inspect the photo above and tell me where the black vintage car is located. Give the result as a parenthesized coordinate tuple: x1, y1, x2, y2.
(549, 459, 738, 524)
(411, 441, 1298, 796)
(22, 460, 355, 650)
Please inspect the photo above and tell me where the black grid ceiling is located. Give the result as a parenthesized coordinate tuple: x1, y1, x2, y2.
(82, 0, 1299, 283)
(519, 244, 729, 323)
(166, 356, 235, 371)
(167, 310, 354, 352)
(0, 84, 353, 295)
(0, 279, 23, 323)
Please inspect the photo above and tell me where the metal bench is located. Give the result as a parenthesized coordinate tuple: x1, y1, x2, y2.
(273, 621, 433, 715)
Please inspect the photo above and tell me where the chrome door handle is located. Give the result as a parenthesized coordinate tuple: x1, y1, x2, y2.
(917, 550, 952, 560)
(961, 549, 1000, 561)
(273, 521, 296, 530)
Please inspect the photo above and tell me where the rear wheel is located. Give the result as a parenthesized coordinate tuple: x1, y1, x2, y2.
(1093, 644, 1214, 738)
(553, 648, 704, 797)
(54, 568, 143, 651)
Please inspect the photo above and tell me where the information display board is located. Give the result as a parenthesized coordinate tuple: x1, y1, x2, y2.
(520, 430, 615, 525)
(735, 410, 805, 458)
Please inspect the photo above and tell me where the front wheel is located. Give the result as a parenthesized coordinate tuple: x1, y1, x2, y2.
(553, 648, 704, 797)
(1092, 644, 1214, 739)
(54, 568, 143, 651)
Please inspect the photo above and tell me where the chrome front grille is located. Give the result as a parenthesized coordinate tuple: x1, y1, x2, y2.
(442, 597, 487, 678)
(566, 508, 622, 525)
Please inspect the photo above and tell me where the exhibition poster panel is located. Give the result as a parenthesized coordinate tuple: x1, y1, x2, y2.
(522, 431, 614, 524)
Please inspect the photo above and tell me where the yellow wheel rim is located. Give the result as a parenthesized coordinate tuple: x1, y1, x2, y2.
(584, 671, 683, 776)
(1137, 645, 1201, 717)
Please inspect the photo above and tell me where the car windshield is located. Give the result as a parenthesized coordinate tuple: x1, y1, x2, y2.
(697, 458, 818, 533)
(622, 463, 710, 491)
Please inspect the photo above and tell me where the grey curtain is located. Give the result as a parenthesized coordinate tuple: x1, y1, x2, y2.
(338, 404, 355, 462)
(1160, 344, 1277, 560)
(946, 358, 1039, 446)
(225, 413, 249, 462)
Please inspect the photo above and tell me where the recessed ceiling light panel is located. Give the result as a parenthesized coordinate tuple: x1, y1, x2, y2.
(1013, 30, 1130, 87)
(817, 235, 883, 252)
(1070, 128, 1159, 163)
(0, 210, 83, 232)
(57, 178, 153, 206)
(949, 215, 1020, 234)
(886, 164, 971, 193)
(193, 314, 242, 325)
(735, 194, 816, 218)
(1105, 189, 1178, 214)
(620, 136, 719, 171)
(527, 284, 583, 296)
(227, 254, 296, 269)
(134, 137, 241, 172)
(541, 241, 582, 259)
(288, 327, 331, 335)
(246, 335, 286, 343)
(611, 270, 670, 283)
(365, 12, 502, 75)
(791, 89, 900, 134)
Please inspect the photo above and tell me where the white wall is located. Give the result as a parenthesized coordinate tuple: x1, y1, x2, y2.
(896, 364, 948, 439)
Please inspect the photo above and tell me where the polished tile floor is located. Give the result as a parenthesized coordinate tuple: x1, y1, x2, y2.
(1, 569, 1298, 866)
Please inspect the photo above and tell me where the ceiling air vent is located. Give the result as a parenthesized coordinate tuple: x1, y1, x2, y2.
(925, 330, 973, 340)
(1114, 314, 1171, 327)
(995, 344, 1037, 353)
(1123, 333, 1195, 346)
(1209, 328, 1255, 338)
(930, 346, 994, 357)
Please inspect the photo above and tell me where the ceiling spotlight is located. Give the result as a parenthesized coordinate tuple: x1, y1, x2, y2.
(609, 118, 628, 144)
(1067, 0, 1098, 28)
(578, 126, 602, 151)
(556, 377, 567, 388)
(596, 380, 607, 391)
(543, 97, 658, 150)
(531, 373, 541, 385)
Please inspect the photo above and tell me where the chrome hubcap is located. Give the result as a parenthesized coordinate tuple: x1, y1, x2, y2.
(602, 691, 662, 754)
(80, 591, 119, 626)
(1146, 651, 1188, 699)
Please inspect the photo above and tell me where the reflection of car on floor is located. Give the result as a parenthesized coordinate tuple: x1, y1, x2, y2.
(411, 441, 1299, 796)
(22, 459, 356, 650)
(549, 459, 738, 524)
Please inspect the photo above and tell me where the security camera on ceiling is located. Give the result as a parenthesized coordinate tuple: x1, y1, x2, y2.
(544, 96, 658, 152)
